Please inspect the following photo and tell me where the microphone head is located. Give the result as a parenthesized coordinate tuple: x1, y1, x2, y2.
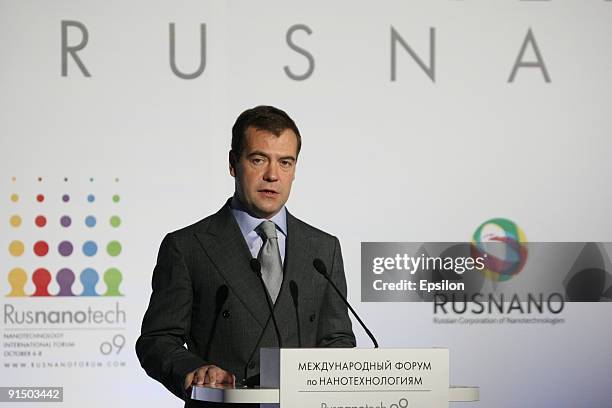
(312, 258, 328, 276)
(215, 285, 229, 312)
(289, 280, 298, 307)
(250, 258, 262, 276)
(217, 284, 229, 301)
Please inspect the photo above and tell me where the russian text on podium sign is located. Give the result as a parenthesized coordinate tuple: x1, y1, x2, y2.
(279, 348, 449, 408)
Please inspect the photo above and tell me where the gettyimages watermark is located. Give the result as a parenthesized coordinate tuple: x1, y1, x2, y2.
(361, 242, 612, 303)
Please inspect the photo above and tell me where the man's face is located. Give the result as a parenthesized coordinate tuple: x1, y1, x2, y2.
(230, 126, 298, 219)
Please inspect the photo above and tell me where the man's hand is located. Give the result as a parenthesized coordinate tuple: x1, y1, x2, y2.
(184, 365, 236, 389)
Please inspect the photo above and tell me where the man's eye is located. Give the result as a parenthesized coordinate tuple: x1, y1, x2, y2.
(252, 158, 264, 165)
(280, 160, 293, 168)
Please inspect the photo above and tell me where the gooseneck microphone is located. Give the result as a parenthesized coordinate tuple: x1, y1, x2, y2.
(249, 258, 283, 349)
(203, 285, 229, 360)
(289, 280, 302, 348)
(312, 258, 379, 348)
(241, 259, 283, 386)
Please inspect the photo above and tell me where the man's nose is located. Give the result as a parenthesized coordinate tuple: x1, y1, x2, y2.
(263, 162, 279, 182)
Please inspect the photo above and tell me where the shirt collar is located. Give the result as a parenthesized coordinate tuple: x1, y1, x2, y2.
(230, 195, 287, 237)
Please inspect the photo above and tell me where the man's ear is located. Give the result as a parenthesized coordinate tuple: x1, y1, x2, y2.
(229, 150, 237, 177)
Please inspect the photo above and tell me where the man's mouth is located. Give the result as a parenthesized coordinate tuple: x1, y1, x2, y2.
(258, 189, 279, 197)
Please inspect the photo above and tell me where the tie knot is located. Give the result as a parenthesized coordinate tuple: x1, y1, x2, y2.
(257, 220, 278, 239)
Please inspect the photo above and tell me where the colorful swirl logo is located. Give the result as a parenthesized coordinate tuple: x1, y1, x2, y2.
(471, 218, 528, 282)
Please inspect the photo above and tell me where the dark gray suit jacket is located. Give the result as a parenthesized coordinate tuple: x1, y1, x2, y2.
(135, 201, 356, 407)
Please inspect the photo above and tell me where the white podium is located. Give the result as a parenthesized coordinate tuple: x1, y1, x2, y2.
(191, 385, 479, 404)
(191, 348, 479, 407)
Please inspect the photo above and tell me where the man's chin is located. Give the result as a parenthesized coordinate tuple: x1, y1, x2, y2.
(257, 208, 281, 219)
(252, 202, 284, 219)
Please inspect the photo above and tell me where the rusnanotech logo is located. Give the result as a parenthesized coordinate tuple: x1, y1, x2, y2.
(5, 178, 123, 297)
(2, 177, 127, 370)
(471, 218, 527, 283)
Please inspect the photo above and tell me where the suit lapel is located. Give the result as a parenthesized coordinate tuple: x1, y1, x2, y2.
(194, 203, 270, 328)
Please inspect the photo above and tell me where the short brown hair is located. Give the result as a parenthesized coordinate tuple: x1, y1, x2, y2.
(231, 105, 302, 157)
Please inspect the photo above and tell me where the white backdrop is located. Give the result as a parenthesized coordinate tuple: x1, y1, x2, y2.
(1, 0, 612, 407)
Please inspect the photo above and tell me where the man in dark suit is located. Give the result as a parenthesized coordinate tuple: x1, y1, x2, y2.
(136, 106, 356, 407)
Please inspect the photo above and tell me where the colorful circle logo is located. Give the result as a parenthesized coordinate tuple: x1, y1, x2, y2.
(471, 218, 528, 282)
(6, 180, 124, 297)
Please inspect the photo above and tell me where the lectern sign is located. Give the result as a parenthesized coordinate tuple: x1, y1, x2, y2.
(264, 348, 449, 408)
